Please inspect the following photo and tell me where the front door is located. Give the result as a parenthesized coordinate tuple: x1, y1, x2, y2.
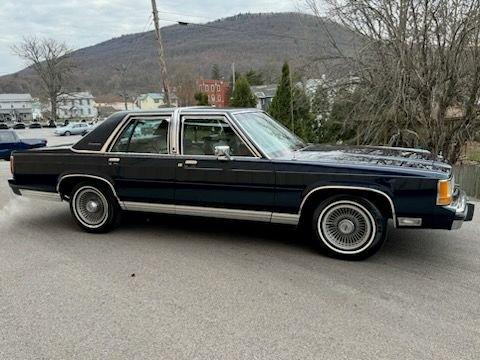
(175, 115, 275, 214)
(108, 116, 176, 205)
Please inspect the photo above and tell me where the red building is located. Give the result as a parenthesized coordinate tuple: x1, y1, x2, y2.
(196, 79, 230, 108)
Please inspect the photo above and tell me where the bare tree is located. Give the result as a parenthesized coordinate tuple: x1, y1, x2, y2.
(114, 64, 130, 110)
(12, 37, 74, 121)
(171, 65, 197, 106)
(307, 0, 480, 163)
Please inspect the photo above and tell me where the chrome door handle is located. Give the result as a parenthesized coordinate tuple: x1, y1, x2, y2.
(108, 157, 120, 165)
(184, 160, 198, 166)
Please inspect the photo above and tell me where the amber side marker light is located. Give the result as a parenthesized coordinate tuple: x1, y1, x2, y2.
(437, 178, 453, 206)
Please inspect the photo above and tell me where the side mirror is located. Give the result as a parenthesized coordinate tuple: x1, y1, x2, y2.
(215, 145, 232, 160)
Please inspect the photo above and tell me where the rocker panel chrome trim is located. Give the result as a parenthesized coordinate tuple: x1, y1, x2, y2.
(122, 201, 299, 224)
(299, 186, 397, 227)
(18, 189, 62, 202)
(271, 212, 300, 225)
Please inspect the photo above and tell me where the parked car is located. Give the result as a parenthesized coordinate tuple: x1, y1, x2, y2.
(29, 122, 42, 129)
(12, 122, 26, 130)
(0, 130, 47, 160)
(54, 122, 91, 136)
(0, 123, 9, 130)
(8, 108, 475, 260)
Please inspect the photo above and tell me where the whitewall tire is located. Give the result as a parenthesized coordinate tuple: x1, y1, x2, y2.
(311, 195, 387, 260)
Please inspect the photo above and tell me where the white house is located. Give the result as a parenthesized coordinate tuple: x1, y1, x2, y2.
(135, 92, 178, 110)
(56, 92, 98, 119)
(0, 93, 33, 122)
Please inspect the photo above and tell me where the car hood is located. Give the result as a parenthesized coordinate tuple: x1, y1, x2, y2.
(288, 145, 451, 175)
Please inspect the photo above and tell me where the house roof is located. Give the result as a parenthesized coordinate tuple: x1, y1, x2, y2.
(137, 92, 178, 101)
(58, 92, 95, 100)
(0, 93, 33, 102)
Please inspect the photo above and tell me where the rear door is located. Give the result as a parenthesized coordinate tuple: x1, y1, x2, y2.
(175, 114, 275, 213)
(108, 115, 176, 205)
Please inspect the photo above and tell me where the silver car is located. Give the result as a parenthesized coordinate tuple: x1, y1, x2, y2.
(54, 123, 91, 136)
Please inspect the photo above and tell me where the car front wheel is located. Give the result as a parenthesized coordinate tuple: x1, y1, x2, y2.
(70, 182, 120, 233)
(65, 131, 71, 136)
(311, 195, 387, 260)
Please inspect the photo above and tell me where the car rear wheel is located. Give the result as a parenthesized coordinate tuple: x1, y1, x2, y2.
(311, 195, 387, 260)
(70, 182, 120, 233)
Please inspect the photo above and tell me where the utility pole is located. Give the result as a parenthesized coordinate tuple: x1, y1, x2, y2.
(150, 0, 171, 106)
(232, 62, 236, 91)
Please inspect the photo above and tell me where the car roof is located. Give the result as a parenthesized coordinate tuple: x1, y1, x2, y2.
(116, 107, 261, 116)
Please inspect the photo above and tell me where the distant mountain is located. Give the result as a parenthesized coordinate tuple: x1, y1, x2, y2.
(0, 13, 358, 98)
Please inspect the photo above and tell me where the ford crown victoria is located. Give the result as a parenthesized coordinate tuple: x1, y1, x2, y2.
(7, 108, 474, 259)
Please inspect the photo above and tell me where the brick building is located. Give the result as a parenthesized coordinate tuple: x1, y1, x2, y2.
(196, 79, 230, 107)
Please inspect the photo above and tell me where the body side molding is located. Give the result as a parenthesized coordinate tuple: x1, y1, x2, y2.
(298, 186, 397, 227)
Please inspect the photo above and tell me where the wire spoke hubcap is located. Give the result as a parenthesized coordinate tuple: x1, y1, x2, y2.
(74, 187, 108, 227)
(318, 201, 376, 253)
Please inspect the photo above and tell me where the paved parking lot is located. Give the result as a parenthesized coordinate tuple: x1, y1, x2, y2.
(0, 129, 479, 359)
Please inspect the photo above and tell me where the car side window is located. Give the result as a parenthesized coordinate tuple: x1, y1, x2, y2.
(111, 118, 169, 154)
(182, 117, 254, 157)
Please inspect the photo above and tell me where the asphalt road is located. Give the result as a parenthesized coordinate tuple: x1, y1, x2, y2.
(0, 129, 479, 359)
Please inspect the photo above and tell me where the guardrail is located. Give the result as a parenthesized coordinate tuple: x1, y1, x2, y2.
(454, 164, 480, 200)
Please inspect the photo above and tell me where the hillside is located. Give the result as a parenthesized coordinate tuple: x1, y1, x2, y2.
(0, 13, 358, 97)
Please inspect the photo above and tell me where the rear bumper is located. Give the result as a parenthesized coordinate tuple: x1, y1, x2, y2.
(8, 179, 61, 202)
(447, 190, 475, 229)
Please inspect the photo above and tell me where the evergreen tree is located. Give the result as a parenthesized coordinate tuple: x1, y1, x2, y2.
(194, 92, 209, 106)
(211, 64, 221, 80)
(292, 86, 317, 143)
(245, 70, 264, 85)
(269, 62, 292, 128)
(230, 76, 257, 107)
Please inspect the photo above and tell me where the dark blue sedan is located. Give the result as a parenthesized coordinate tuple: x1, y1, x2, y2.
(0, 130, 47, 160)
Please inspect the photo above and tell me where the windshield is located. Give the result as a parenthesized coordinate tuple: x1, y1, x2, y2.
(234, 111, 305, 158)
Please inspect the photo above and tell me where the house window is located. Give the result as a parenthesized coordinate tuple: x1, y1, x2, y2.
(88, 108, 91, 115)
(217, 85, 220, 92)
(87, 99, 90, 105)
(211, 95, 215, 101)
(211, 85, 214, 91)
(199, 85, 203, 91)
(217, 95, 221, 101)
(154, 99, 160, 103)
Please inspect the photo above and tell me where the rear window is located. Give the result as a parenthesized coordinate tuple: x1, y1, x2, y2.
(0, 132, 16, 143)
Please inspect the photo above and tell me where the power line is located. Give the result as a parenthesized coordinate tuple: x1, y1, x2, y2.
(124, 14, 153, 72)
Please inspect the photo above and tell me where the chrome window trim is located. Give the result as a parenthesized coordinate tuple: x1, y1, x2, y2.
(179, 114, 261, 158)
(99, 113, 131, 152)
(106, 115, 172, 155)
(298, 186, 397, 227)
(57, 174, 121, 204)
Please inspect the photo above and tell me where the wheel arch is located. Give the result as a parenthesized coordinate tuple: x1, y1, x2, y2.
(57, 174, 121, 204)
(298, 186, 396, 228)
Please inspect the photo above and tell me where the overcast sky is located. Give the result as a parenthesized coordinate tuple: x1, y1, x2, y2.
(0, 0, 306, 76)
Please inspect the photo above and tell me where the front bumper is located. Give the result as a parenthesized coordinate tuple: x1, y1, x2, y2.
(447, 189, 475, 229)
